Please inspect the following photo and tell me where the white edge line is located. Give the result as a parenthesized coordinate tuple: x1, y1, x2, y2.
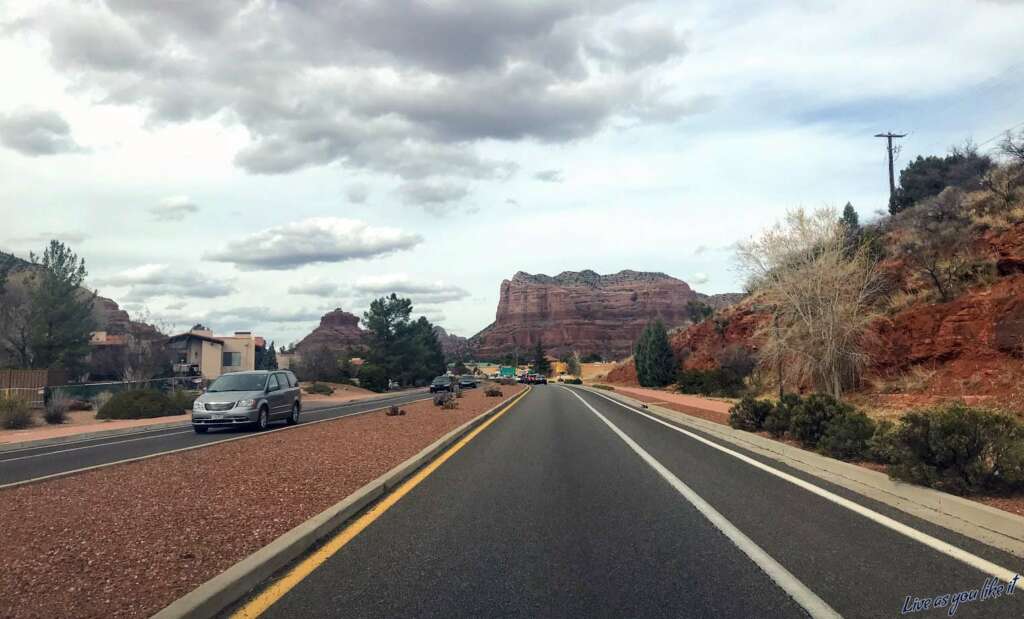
(0, 394, 432, 490)
(578, 387, 1022, 584)
(563, 387, 841, 619)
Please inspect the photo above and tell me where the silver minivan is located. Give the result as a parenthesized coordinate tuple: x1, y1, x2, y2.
(191, 370, 301, 433)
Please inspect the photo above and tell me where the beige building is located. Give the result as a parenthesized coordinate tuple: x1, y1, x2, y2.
(167, 328, 260, 380)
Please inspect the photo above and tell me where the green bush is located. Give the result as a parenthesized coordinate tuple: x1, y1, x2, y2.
(888, 403, 1024, 494)
(563, 377, 583, 385)
(485, 386, 503, 397)
(358, 364, 389, 393)
(0, 396, 33, 429)
(867, 419, 900, 464)
(168, 390, 198, 412)
(677, 368, 746, 398)
(591, 384, 615, 391)
(763, 393, 801, 438)
(790, 393, 856, 447)
(818, 410, 876, 460)
(96, 389, 182, 420)
(303, 382, 335, 395)
(728, 396, 773, 431)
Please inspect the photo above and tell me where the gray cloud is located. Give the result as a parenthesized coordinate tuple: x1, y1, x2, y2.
(690, 272, 710, 285)
(204, 217, 422, 271)
(398, 181, 471, 214)
(287, 279, 341, 297)
(534, 169, 565, 183)
(352, 275, 470, 305)
(96, 264, 236, 300)
(346, 183, 370, 204)
(15, 1, 697, 179)
(148, 196, 199, 221)
(0, 109, 85, 156)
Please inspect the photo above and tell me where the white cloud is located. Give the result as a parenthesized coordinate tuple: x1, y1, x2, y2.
(287, 279, 342, 297)
(352, 274, 470, 305)
(204, 217, 422, 271)
(690, 272, 710, 285)
(0, 108, 85, 156)
(95, 263, 235, 299)
(148, 196, 198, 221)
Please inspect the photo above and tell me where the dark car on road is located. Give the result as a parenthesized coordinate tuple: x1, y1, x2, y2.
(430, 375, 454, 393)
(191, 370, 301, 433)
(458, 375, 478, 389)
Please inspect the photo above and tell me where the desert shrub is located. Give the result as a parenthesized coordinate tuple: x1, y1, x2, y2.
(168, 390, 198, 412)
(0, 396, 33, 429)
(91, 391, 113, 413)
(485, 386, 503, 397)
(728, 396, 773, 431)
(386, 405, 405, 416)
(818, 410, 876, 460)
(433, 392, 449, 406)
(44, 394, 71, 425)
(677, 369, 745, 398)
(790, 393, 856, 447)
(499, 377, 516, 386)
(68, 398, 92, 411)
(763, 393, 801, 438)
(442, 397, 459, 410)
(454, 386, 464, 398)
(97, 389, 181, 420)
(563, 377, 583, 385)
(867, 419, 900, 464)
(591, 384, 615, 391)
(304, 382, 335, 395)
(358, 363, 389, 393)
(887, 403, 1024, 494)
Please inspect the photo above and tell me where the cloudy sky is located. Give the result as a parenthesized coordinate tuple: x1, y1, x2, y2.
(2, 1, 1023, 345)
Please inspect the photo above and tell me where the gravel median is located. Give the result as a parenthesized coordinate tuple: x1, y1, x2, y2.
(0, 385, 525, 619)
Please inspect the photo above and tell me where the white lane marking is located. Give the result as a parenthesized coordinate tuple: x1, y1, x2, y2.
(0, 395, 428, 463)
(564, 388, 840, 619)
(579, 387, 1022, 584)
(0, 430, 196, 462)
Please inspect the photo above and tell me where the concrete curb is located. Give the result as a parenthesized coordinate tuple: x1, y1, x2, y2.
(152, 387, 530, 619)
(578, 386, 1024, 559)
(0, 390, 426, 455)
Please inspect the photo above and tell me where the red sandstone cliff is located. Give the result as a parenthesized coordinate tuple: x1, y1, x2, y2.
(471, 270, 702, 360)
(295, 308, 366, 354)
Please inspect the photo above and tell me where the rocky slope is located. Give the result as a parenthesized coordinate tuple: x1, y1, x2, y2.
(433, 326, 473, 361)
(295, 308, 366, 355)
(471, 270, 705, 360)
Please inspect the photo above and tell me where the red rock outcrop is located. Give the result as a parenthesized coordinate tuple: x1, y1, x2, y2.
(433, 326, 474, 361)
(471, 270, 702, 360)
(295, 308, 366, 355)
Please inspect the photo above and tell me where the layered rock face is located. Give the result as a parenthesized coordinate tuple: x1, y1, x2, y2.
(433, 326, 474, 361)
(295, 308, 366, 354)
(472, 270, 701, 360)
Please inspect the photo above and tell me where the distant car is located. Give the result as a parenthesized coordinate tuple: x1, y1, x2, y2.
(430, 375, 454, 393)
(533, 375, 548, 385)
(518, 374, 529, 384)
(192, 370, 301, 434)
(458, 375, 478, 389)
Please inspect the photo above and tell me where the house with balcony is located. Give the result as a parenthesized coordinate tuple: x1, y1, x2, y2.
(166, 328, 262, 380)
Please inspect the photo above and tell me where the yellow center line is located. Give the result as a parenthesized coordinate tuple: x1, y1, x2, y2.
(231, 386, 532, 619)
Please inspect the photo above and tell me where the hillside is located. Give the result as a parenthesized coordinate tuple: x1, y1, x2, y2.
(606, 156, 1024, 413)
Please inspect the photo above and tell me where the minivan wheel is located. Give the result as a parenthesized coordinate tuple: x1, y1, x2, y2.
(286, 403, 300, 426)
(254, 408, 269, 432)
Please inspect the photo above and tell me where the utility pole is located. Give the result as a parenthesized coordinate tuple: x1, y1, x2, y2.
(875, 132, 906, 211)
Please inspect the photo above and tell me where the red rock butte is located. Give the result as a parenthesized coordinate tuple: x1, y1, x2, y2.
(295, 308, 366, 355)
(471, 270, 701, 360)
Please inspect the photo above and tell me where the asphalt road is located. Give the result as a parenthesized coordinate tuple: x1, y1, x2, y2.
(250, 385, 1024, 619)
(0, 390, 430, 486)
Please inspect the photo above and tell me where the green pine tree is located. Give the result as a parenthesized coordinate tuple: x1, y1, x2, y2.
(28, 241, 96, 376)
(265, 340, 278, 370)
(532, 339, 552, 376)
(634, 320, 677, 387)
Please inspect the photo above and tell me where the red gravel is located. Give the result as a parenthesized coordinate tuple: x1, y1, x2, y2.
(0, 385, 525, 619)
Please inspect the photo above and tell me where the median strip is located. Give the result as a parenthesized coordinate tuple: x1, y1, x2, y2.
(0, 385, 525, 619)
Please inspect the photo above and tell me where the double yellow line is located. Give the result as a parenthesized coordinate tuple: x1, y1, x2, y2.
(232, 386, 531, 618)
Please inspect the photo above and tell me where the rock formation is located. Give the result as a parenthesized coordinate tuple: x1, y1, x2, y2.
(471, 270, 703, 360)
(295, 308, 366, 355)
(433, 326, 473, 361)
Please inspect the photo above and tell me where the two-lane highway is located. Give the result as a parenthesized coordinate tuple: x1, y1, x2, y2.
(234, 385, 1023, 618)
(0, 390, 430, 486)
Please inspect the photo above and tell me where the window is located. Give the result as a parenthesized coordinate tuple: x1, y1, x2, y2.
(285, 371, 298, 387)
(222, 352, 241, 367)
(267, 374, 280, 391)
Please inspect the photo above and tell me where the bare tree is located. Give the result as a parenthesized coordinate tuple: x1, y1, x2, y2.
(0, 277, 34, 368)
(895, 188, 973, 303)
(737, 207, 886, 399)
(119, 312, 174, 382)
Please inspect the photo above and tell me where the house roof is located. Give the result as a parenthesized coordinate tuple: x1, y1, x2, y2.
(167, 332, 224, 345)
